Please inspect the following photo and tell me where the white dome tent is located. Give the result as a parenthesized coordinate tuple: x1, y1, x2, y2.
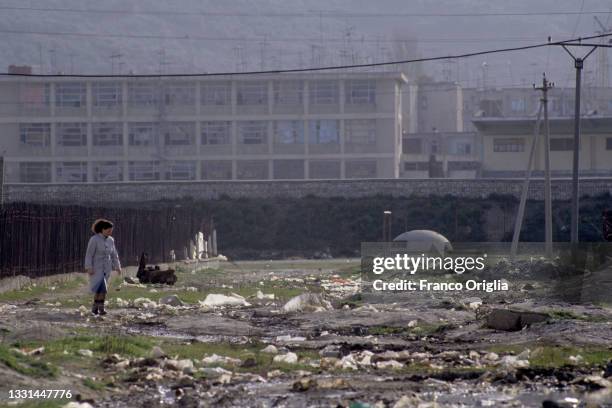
(392, 229, 453, 255)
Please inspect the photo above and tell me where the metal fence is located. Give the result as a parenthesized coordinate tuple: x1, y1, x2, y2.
(0, 202, 204, 279)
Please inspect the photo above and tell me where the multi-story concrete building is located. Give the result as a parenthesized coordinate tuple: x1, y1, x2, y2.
(0, 72, 407, 183)
(473, 116, 612, 177)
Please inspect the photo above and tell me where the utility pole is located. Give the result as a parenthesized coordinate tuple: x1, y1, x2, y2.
(0, 155, 4, 207)
(510, 103, 543, 259)
(534, 74, 554, 258)
(560, 44, 598, 244)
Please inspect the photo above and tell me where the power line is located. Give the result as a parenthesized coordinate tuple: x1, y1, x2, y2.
(0, 6, 610, 18)
(2, 32, 611, 78)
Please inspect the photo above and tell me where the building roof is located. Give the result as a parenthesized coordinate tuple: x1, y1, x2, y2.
(472, 116, 612, 135)
(0, 71, 409, 84)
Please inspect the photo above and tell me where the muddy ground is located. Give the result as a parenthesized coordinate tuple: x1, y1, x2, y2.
(0, 259, 611, 408)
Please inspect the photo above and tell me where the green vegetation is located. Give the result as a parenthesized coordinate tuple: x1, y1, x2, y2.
(83, 377, 107, 391)
(0, 401, 70, 408)
(548, 309, 609, 323)
(0, 344, 57, 378)
(0, 277, 86, 303)
(488, 344, 612, 368)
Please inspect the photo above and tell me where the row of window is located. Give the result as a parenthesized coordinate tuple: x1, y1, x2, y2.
(19, 120, 378, 147)
(492, 137, 612, 152)
(19, 80, 378, 108)
(403, 138, 473, 155)
(17, 159, 378, 183)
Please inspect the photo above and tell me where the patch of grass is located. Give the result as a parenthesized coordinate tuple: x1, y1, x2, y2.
(3, 401, 71, 408)
(0, 344, 57, 378)
(0, 277, 87, 304)
(13, 334, 154, 362)
(83, 377, 106, 391)
(159, 340, 318, 374)
(487, 344, 612, 368)
(548, 310, 609, 323)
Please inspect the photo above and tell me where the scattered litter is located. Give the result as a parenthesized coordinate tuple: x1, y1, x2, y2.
(276, 334, 306, 342)
(202, 354, 242, 366)
(78, 349, 93, 357)
(282, 293, 332, 313)
(376, 360, 404, 370)
(261, 345, 279, 354)
(256, 290, 275, 300)
(133, 297, 158, 309)
(200, 293, 250, 308)
(273, 352, 298, 364)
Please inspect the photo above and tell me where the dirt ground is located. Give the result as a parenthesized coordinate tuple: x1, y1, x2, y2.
(0, 259, 611, 408)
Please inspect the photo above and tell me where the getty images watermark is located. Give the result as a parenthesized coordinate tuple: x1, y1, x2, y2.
(369, 252, 508, 292)
(361, 243, 510, 294)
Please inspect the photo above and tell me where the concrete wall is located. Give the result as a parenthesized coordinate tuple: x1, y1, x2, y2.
(4, 178, 612, 204)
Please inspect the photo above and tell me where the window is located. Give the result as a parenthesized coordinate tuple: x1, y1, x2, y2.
(20, 123, 50, 146)
(237, 160, 268, 179)
(238, 121, 267, 145)
(455, 142, 472, 155)
(93, 123, 123, 146)
(274, 81, 303, 105)
(404, 162, 429, 171)
(163, 122, 195, 146)
(403, 139, 422, 154)
(56, 123, 87, 146)
(448, 161, 479, 171)
(550, 138, 574, 151)
(166, 161, 196, 180)
(345, 119, 376, 144)
(510, 98, 526, 113)
(309, 120, 339, 144)
(128, 161, 160, 181)
(56, 162, 87, 183)
(129, 123, 157, 146)
(606, 137, 612, 150)
(128, 83, 157, 106)
(310, 81, 338, 105)
(273, 160, 304, 179)
(19, 83, 50, 107)
(55, 82, 86, 107)
(493, 138, 525, 152)
(237, 81, 267, 105)
(201, 121, 230, 145)
(93, 162, 123, 182)
(345, 80, 376, 104)
(201, 82, 231, 106)
(202, 161, 232, 180)
(274, 121, 304, 144)
(19, 162, 51, 183)
(165, 82, 195, 106)
(309, 160, 340, 179)
(93, 82, 122, 107)
(346, 160, 377, 178)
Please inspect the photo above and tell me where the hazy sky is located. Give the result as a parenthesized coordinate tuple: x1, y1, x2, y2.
(0, 0, 611, 88)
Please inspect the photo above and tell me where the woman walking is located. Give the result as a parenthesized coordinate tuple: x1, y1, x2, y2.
(84, 219, 122, 316)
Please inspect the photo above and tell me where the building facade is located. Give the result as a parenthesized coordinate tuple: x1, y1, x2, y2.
(0, 72, 406, 183)
(474, 116, 612, 177)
